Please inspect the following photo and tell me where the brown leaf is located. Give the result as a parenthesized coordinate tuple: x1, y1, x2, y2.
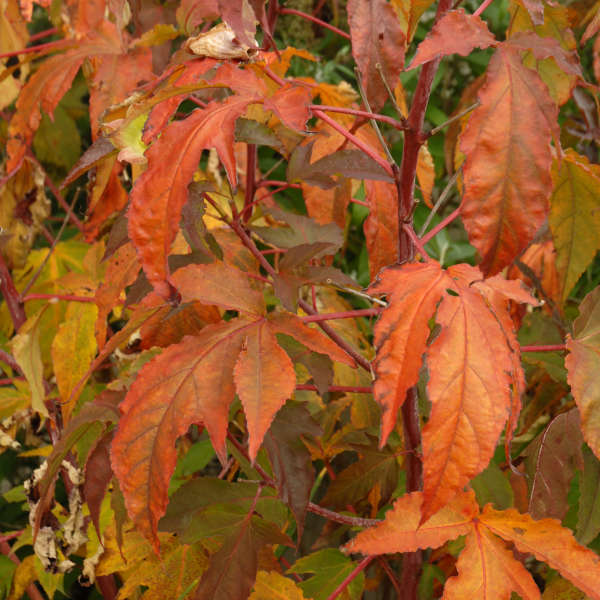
(347, 0, 405, 110)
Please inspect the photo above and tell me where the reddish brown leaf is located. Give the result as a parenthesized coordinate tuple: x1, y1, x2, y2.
(111, 320, 248, 550)
(128, 90, 263, 296)
(409, 9, 496, 69)
(347, 0, 405, 110)
(444, 524, 541, 600)
(526, 409, 583, 520)
(343, 490, 478, 555)
(61, 137, 117, 188)
(368, 262, 447, 444)
(217, 0, 258, 48)
(459, 45, 557, 274)
(84, 431, 115, 540)
(234, 320, 296, 461)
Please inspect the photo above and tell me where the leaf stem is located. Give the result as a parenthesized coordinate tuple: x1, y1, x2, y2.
(0, 539, 45, 600)
(420, 205, 462, 245)
(312, 109, 394, 176)
(307, 503, 380, 528)
(301, 308, 381, 322)
(29, 27, 58, 42)
(427, 102, 480, 137)
(377, 556, 403, 597)
(326, 556, 374, 600)
(0, 349, 23, 375)
(0, 38, 71, 59)
(402, 223, 431, 261)
(473, 0, 496, 17)
(243, 144, 257, 223)
(278, 7, 351, 40)
(418, 169, 460, 237)
(520, 344, 566, 352)
(310, 105, 408, 131)
(21, 293, 95, 303)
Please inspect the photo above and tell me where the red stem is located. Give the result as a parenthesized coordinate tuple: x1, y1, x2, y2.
(0, 349, 22, 374)
(326, 556, 374, 600)
(312, 109, 394, 176)
(0, 531, 23, 543)
(420, 205, 462, 245)
(0, 38, 71, 59)
(29, 27, 58, 42)
(473, 0, 496, 17)
(521, 344, 566, 352)
(310, 105, 407, 130)
(402, 224, 431, 261)
(22, 293, 96, 303)
(42, 172, 84, 232)
(296, 384, 373, 393)
(301, 308, 380, 322)
(377, 556, 403, 597)
(256, 180, 301, 188)
(279, 7, 351, 40)
(0, 253, 26, 331)
(243, 144, 257, 223)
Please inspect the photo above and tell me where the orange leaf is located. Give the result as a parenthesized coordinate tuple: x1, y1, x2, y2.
(111, 320, 248, 551)
(234, 320, 296, 461)
(6, 24, 121, 172)
(347, 0, 405, 110)
(480, 506, 600, 600)
(368, 262, 447, 444)
(128, 91, 263, 296)
(409, 9, 496, 69)
(343, 490, 478, 555)
(264, 84, 312, 132)
(459, 45, 556, 275)
(566, 286, 600, 459)
(443, 524, 540, 600)
(172, 262, 265, 315)
(363, 180, 399, 280)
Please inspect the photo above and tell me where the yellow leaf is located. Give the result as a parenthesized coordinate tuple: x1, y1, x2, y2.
(250, 571, 309, 599)
(51, 302, 98, 422)
(8, 554, 36, 600)
(416, 143, 435, 208)
(10, 308, 47, 417)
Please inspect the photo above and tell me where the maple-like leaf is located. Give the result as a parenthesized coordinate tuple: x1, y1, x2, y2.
(566, 286, 600, 459)
(459, 44, 557, 275)
(549, 150, 600, 302)
(113, 262, 355, 549)
(443, 524, 541, 600)
(409, 9, 496, 69)
(343, 490, 478, 555)
(250, 571, 308, 600)
(347, 0, 405, 110)
(128, 68, 266, 296)
(369, 261, 535, 517)
(264, 84, 311, 132)
(480, 506, 600, 599)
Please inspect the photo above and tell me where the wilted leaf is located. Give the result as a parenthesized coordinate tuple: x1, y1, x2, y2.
(347, 0, 405, 111)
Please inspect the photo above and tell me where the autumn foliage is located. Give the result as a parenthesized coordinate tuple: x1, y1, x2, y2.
(1, 0, 600, 598)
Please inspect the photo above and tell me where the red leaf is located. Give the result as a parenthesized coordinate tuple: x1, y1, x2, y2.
(128, 93, 262, 296)
(409, 9, 496, 69)
(459, 45, 556, 274)
(347, 0, 405, 110)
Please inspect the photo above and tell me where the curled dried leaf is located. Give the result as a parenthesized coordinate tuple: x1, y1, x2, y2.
(183, 22, 258, 60)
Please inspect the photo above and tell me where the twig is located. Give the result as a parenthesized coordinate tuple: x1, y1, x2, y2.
(354, 67, 396, 165)
(418, 169, 460, 237)
(243, 144, 257, 223)
(312, 109, 394, 177)
(278, 7, 351, 40)
(521, 344, 566, 352)
(307, 503, 380, 528)
(326, 556, 374, 600)
(301, 308, 381, 322)
(420, 205, 462, 245)
(296, 384, 373, 393)
(473, 0, 496, 17)
(310, 105, 408, 131)
(375, 63, 405, 118)
(20, 188, 81, 300)
(427, 102, 479, 137)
